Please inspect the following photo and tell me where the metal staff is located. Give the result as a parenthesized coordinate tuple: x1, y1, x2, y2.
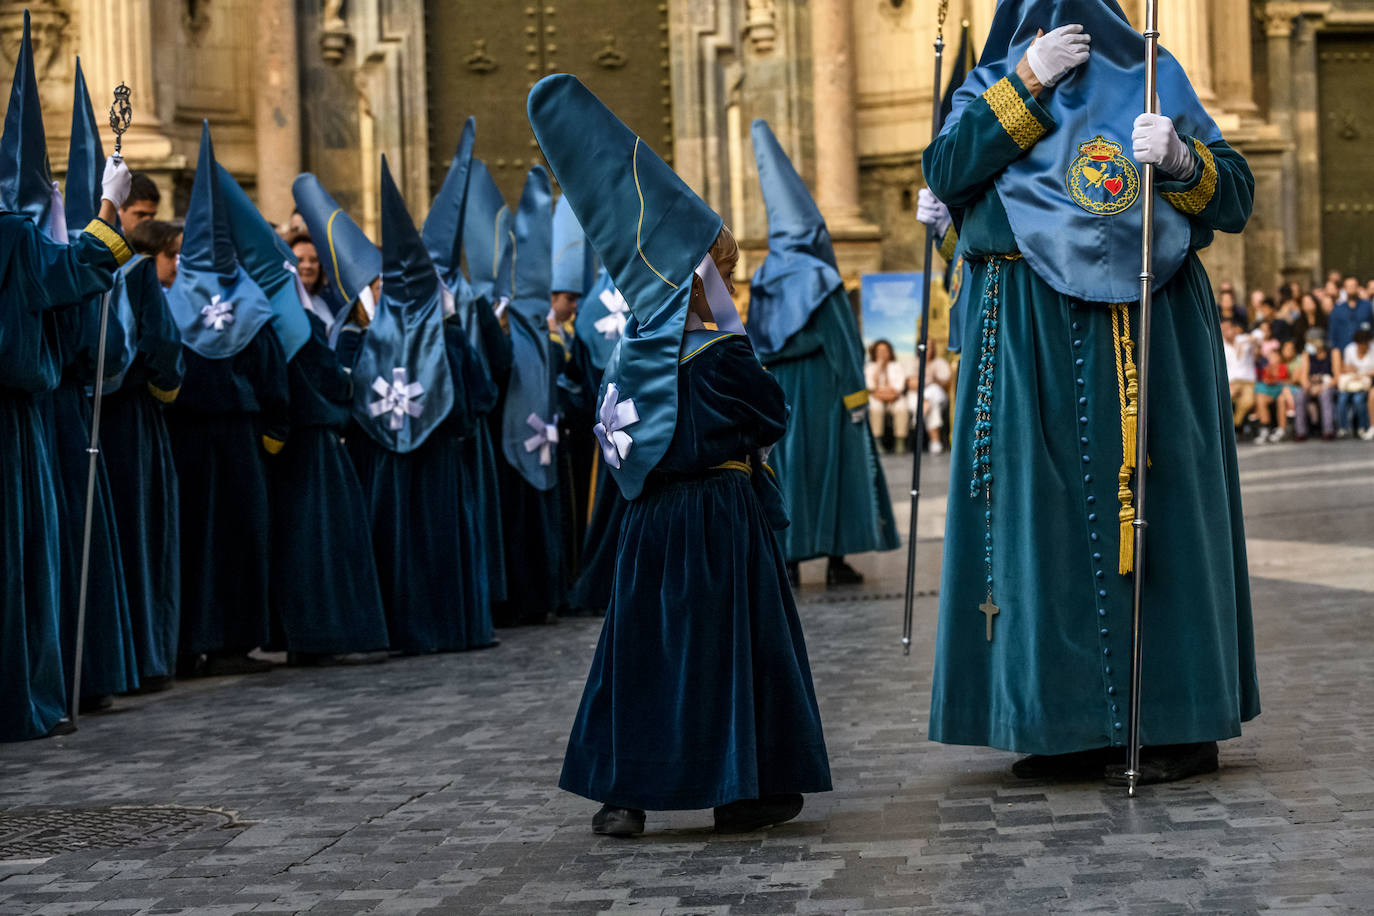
(70, 82, 133, 725)
(1124, 4, 1160, 797)
(902, 0, 949, 655)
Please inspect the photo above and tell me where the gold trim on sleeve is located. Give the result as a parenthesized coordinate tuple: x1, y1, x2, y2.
(1160, 139, 1217, 216)
(84, 219, 132, 265)
(938, 227, 959, 262)
(843, 390, 870, 410)
(982, 77, 1046, 151)
(146, 383, 180, 404)
(262, 435, 285, 455)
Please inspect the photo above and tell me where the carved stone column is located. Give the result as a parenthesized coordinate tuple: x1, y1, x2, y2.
(809, 0, 879, 284)
(1159, 2, 1215, 103)
(253, 0, 301, 225)
(1210, 0, 1259, 119)
(71, 0, 179, 212)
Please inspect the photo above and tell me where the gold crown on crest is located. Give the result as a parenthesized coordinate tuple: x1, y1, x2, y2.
(1078, 136, 1122, 162)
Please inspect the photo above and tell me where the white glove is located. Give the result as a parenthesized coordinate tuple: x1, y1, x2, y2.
(916, 188, 952, 238)
(1131, 112, 1194, 179)
(1025, 24, 1091, 89)
(101, 156, 131, 210)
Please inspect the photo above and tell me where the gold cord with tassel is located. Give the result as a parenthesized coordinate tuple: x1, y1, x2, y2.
(1111, 304, 1139, 574)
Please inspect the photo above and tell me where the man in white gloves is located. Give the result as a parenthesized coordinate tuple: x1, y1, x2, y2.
(919, 0, 1260, 788)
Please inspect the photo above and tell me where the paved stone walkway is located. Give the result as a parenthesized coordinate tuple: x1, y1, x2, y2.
(2, 445, 1372, 914)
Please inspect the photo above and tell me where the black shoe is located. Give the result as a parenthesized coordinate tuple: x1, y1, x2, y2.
(825, 557, 863, 587)
(42, 718, 77, 738)
(78, 694, 114, 714)
(470, 639, 501, 650)
(786, 562, 801, 589)
(1105, 741, 1219, 787)
(201, 653, 275, 677)
(1012, 746, 1124, 780)
(714, 794, 804, 833)
(138, 675, 174, 693)
(592, 805, 645, 838)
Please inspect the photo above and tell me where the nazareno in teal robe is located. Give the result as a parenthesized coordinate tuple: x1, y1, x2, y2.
(100, 255, 185, 684)
(0, 214, 127, 740)
(42, 270, 140, 702)
(924, 70, 1260, 755)
(754, 289, 900, 563)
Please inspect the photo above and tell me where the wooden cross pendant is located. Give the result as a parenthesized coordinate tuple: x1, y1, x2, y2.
(979, 598, 999, 642)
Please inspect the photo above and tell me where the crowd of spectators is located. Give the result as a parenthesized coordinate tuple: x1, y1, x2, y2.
(1221, 271, 1374, 443)
(864, 339, 952, 454)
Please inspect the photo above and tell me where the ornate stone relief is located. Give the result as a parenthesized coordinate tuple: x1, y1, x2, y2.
(744, 0, 775, 54)
(321, 0, 349, 64)
(466, 37, 497, 73)
(183, 0, 211, 45)
(594, 32, 627, 69)
(0, 0, 68, 74)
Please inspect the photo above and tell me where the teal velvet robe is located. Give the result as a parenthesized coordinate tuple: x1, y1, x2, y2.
(0, 215, 124, 740)
(924, 72, 1260, 754)
(757, 289, 899, 563)
(101, 256, 184, 682)
(560, 335, 831, 809)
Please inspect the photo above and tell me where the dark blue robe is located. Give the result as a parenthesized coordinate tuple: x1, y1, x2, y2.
(565, 344, 629, 615)
(358, 326, 494, 653)
(42, 298, 139, 700)
(270, 316, 389, 655)
(465, 298, 509, 603)
(560, 335, 832, 810)
(0, 214, 123, 740)
(165, 328, 290, 659)
(491, 312, 564, 627)
(101, 257, 184, 683)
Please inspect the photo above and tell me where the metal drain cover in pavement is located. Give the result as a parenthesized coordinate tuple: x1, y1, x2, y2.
(0, 805, 236, 861)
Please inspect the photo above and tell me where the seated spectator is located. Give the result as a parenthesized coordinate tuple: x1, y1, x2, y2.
(1293, 293, 1326, 343)
(904, 345, 951, 455)
(1337, 324, 1374, 440)
(1218, 287, 1246, 327)
(1222, 317, 1257, 438)
(865, 339, 909, 453)
(1329, 279, 1373, 351)
(1273, 296, 1302, 342)
(1247, 289, 1268, 328)
(1294, 328, 1338, 441)
(120, 171, 160, 229)
(128, 219, 182, 290)
(1254, 339, 1293, 443)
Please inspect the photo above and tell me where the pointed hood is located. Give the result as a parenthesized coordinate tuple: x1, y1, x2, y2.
(421, 116, 475, 295)
(64, 58, 104, 235)
(291, 172, 382, 320)
(746, 118, 845, 360)
(752, 119, 836, 268)
(551, 193, 596, 296)
(351, 156, 455, 453)
(462, 158, 513, 305)
(528, 73, 730, 499)
(510, 165, 553, 320)
(0, 10, 58, 235)
(217, 164, 313, 360)
(938, 0, 1223, 302)
(166, 122, 274, 359)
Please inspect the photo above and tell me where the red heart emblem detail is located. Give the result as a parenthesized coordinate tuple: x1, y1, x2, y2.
(1104, 176, 1124, 196)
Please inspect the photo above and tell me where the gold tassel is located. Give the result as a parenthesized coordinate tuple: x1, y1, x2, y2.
(1118, 467, 1135, 575)
(1123, 366, 1138, 471)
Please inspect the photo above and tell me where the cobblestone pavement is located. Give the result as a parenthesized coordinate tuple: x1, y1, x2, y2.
(2, 445, 1373, 915)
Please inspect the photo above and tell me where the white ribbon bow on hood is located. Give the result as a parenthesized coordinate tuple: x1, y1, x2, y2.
(524, 412, 559, 466)
(593, 382, 639, 470)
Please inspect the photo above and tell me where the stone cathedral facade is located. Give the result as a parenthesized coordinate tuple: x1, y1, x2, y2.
(1, 0, 1371, 295)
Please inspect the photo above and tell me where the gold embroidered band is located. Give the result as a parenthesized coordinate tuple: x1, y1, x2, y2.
(843, 390, 870, 410)
(1161, 138, 1217, 216)
(84, 219, 132, 265)
(983, 77, 1046, 151)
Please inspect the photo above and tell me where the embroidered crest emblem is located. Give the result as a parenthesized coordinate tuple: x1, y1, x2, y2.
(1066, 136, 1139, 216)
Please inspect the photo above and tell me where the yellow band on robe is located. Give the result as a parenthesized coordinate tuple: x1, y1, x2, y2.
(712, 459, 752, 476)
(262, 435, 285, 455)
(843, 390, 870, 410)
(680, 333, 732, 364)
(84, 219, 132, 266)
(1161, 138, 1218, 216)
(147, 383, 180, 404)
(938, 227, 959, 262)
(983, 77, 1047, 151)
